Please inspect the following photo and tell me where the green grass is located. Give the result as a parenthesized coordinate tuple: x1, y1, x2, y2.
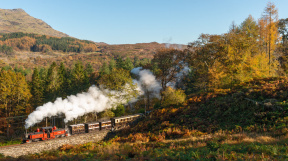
(0, 140, 22, 147)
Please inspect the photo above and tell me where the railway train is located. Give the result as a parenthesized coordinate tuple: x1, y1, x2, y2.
(23, 113, 144, 143)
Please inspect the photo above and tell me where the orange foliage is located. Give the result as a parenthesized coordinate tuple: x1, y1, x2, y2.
(3, 36, 36, 51)
(58, 144, 75, 151)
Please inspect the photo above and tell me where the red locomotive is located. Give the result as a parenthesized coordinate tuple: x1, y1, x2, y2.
(22, 113, 144, 143)
(23, 126, 66, 143)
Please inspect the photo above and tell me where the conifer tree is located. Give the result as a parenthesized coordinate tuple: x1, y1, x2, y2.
(85, 62, 94, 84)
(109, 59, 116, 71)
(100, 62, 110, 76)
(31, 68, 44, 108)
(133, 56, 140, 67)
(85, 63, 94, 76)
(70, 61, 89, 94)
(45, 62, 60, 102)
(122, 57, 134, 71)
(58, 62, 67, 97)
(262, 2, 279, 73)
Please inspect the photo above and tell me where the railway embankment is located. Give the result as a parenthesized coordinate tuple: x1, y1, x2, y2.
(0, 130, 111, 158)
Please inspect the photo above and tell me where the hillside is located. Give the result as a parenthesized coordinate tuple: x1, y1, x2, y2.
(0, 8, 68, 37)
(1, 77, 288, 160)
(98, 42, 186, 59)
(112, 77, 288, 141)
(0, 32, 186, 74)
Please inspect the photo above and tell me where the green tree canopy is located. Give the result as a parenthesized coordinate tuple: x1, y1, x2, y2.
(31, 68, 44, 108)
(98, 68, 138, 106)
(45, 62, 60, 102)
(112, 104, 125, 117)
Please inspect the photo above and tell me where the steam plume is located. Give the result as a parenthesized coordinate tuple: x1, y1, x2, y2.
(25, 68, 162, 129)
(131, 67, 162, 99)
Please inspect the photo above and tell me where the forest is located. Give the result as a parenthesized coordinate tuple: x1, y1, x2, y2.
(0, 32, 98, 54)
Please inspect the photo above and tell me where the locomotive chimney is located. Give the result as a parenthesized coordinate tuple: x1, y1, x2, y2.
(25, 129, 28, 139)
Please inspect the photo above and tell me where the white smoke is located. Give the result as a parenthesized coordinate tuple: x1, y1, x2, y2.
(131, 67, 162, 99)
(25, 67, 162, 129)
(166, 65, 191, 88)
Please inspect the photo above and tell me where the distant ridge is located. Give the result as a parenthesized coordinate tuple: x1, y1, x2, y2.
(0, 8, 68, 37)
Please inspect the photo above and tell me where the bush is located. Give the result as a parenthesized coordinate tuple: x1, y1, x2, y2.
(162, 87, 186, 107)
(58, 144, 75, 151)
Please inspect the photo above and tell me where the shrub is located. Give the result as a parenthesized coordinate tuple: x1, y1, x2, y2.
(59, 144, 75, 151)
(162, 87, 186, 107)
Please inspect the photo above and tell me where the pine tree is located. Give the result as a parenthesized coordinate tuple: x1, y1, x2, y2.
(70, 61, 89, 94)
(100, 62, 110, 76)
(31, 68, 44, 108)
(58, 62, 67, 97)
(85, 62, 94, 84)
(116, 57, 125, 69)
(133, 56, 140, 67)
(85, 63, 94, 76)
(45, 62, 60, 102)
(122, 57, 134, 71)
(109, 59, 116, 71)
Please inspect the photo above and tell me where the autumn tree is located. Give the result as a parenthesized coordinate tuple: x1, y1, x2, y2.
(0, 70, 31, 136)
(261, 2, 280, 73)
(162, 87, 186, 107)
(187, 14, 278, 91)
(278, 18, 288, 74)
(152, 48, 187, 91)
(187, 34, 225, 90)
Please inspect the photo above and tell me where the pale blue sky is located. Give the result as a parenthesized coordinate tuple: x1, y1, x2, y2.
(1, 0, 288, 44)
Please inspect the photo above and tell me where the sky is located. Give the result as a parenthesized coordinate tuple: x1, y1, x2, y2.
(1, 0, 288, 45)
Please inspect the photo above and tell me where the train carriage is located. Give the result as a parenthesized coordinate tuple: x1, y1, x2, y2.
(85, 122, 100, 133)
(111, 113, 144, 130)
(100, 120, 111, 130)
(68, 124, 85, 135)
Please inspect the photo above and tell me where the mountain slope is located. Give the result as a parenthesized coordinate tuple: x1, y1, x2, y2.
(0, 8, 68, 37)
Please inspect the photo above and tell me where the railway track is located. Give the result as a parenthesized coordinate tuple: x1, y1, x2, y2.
(0, 130, 110, 158)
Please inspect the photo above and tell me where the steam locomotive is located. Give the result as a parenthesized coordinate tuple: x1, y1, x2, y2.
(23, 113, 143, 143)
